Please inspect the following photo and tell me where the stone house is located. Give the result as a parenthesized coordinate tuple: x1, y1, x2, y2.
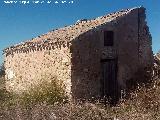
(3, 7, 153, 102)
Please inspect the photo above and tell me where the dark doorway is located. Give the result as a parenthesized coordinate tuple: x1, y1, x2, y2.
(101, 59, 119, 105)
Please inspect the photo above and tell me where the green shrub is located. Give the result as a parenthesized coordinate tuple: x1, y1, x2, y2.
(0, 88, 10, 101)
(18, 77, 68, 106)
(0, 63, 5, 77)
(0, 76, 68, 108)
(0, 63, 5, 91)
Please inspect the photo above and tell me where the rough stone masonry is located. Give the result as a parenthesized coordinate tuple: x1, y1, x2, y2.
(3, 7, 153, 101)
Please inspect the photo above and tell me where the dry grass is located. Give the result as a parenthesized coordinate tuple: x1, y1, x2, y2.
(0, 61, 160, 119)
(0, 76, 160, 120)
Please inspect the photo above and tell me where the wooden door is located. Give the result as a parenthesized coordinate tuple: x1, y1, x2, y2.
(101, 59, 118, 104)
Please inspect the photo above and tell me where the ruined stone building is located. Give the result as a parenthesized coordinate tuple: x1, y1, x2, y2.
(3, 7, 153, 101)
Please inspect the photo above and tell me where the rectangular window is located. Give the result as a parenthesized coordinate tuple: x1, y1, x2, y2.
(104, 31, 114, 46)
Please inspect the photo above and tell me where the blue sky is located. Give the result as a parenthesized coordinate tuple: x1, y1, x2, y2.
(0, 0, 160, 65)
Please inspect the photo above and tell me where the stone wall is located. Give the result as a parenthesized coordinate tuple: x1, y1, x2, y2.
(138, 8, 153, 67)
(70, 7, 153, 99)
(5, 41, 72, 96)
(71, 29, 102, 99)
(116, 8, 140, 89)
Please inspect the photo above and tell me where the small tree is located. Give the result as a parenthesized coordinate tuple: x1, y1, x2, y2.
(0, 63, 5, 77)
